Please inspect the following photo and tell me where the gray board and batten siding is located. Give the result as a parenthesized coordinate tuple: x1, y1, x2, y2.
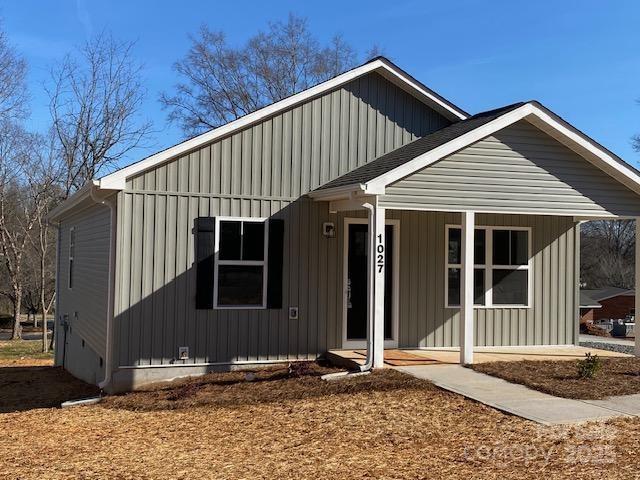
(113, 71, 452, 367)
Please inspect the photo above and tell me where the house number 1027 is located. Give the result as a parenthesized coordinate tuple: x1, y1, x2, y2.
(376, 234, 385, 273)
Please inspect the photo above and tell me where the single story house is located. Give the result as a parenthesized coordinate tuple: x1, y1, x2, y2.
(48, 57, 640, 392)
(580, 287, 635, 324)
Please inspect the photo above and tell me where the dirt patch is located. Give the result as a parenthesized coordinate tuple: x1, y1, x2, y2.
(0, 366, 99, 413)
(2, 367, 640, 479)
(472, 357, 640, 399)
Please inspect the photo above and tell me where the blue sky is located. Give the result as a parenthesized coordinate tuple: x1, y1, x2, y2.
(2, 0, 640, 169)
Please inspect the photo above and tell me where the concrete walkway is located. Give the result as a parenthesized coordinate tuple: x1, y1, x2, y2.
(396, 364, 640, 425)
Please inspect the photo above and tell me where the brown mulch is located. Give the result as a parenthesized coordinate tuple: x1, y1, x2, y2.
(0, 366, 99, 413)
(472, 357, 640, 399)
(2, 364, 640, 478)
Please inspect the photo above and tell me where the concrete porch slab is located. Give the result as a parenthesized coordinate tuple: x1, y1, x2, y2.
(327, 345, 629, 371)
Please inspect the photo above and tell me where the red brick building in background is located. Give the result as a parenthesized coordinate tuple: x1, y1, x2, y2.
(580, 287, 635, 325)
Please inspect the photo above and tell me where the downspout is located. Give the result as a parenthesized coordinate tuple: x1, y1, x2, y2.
(357, 201, 377, 372)
(323, 200, 377, 380)
(53, 223, 61, 364)
(90, 187, 117, 391)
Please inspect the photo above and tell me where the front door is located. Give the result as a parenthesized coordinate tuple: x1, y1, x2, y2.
(344, 221, 396, 347)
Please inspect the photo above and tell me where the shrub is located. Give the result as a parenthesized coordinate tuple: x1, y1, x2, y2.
(577, 352, 602, 379)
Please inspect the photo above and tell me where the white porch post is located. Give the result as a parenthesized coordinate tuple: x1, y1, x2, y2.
(636, 218, 640, 357)
(460, 211, 475, 364)
(372, 201, 386, 368)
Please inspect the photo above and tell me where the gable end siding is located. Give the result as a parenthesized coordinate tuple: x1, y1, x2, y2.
(381, 120, 640, 217)
(126, 72, 451, 197)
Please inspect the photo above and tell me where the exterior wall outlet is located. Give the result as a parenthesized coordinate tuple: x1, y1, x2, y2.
(289, 307, 299, 320)
(322, 222, 336, 238)
(178, 346, 189, 360)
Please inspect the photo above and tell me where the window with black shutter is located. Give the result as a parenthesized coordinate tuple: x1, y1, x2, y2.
(214, 218, 268, 308)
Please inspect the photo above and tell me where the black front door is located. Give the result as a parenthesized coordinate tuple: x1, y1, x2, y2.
(346, 223, 394, 341)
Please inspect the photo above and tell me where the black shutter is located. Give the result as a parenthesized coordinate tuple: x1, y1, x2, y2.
(266, 218, 285, 309)
(195, 217, 216, 309)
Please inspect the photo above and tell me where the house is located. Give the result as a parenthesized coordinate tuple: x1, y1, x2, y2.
(48, 57, 640, 392)
(580, 287, 635, 324)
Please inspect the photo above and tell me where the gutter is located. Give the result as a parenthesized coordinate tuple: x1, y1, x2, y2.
(89, 186, 118, 391)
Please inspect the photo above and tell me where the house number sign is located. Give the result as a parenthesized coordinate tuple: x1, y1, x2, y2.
(377, 234, 384, 273)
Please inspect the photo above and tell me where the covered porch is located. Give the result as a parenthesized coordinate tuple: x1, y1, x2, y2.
(308, 102, 640, 367)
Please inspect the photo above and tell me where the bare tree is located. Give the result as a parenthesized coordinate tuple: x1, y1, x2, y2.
(0, 123, 41, 339)
(581, 220, 635, 289)
(160, 14, 377, 137)
(48, 32, 152, 197)
(0, 26, 27, 122)
(28, 133, 62, 351)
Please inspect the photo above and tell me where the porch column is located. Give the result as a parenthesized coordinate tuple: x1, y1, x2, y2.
(460, 211, 475, 364)
(636, 218, 640, 357)
(372, 201, 386, 368)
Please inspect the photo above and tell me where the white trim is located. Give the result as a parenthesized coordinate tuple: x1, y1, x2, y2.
(382, 204, 628, 219)
(67, 226, 75, 290)
(213, 216, 269, 309)
(342, 217, 400, 349)
(460, 211, 474, 364)
(97, 58, 466, 190)
(445, 224, 533, 309)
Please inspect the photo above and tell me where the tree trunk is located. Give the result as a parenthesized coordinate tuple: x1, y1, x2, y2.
(10, 290, 22, 340)
(41, 310, 48, 353)
(49, 321, 55, 351)
(40, 252, 48, 352)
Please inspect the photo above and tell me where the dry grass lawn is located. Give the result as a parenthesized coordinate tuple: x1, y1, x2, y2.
(2, 361, 640, 479)
(473, 357, 640, 400)
(0, 339, 54, 366)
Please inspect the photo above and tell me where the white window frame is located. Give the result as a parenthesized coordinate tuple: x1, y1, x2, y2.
(68, 226, 75, 290)
(213, 216, 269, 309)
(445, 225, 532, 309)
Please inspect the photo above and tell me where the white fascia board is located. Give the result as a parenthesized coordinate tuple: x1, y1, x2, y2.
(526, 106, 640, 194)
(307, 184, 366, 201)
(46, 181, 98, 222)
(98, 59, 467, 191)
(367, 103, 640, 197)
(375, 60, 468, 121)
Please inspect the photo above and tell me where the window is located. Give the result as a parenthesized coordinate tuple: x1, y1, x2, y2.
(446, 226, 531, 308)
(68, 227, 75, 289)
(214, 218, 268, 308)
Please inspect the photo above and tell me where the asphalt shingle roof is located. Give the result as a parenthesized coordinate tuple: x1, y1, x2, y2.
(315, 102, 526, 191)
(580, 287, 634, 306)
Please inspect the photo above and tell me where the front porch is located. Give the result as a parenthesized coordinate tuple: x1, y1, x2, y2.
(327, 345, 629, 369)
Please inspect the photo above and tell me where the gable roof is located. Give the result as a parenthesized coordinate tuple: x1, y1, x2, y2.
(581, 287, 635, 306)
(580, 291, 602, 309)
(309, 101, 640, 203)
(96, 56, 467, 191)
